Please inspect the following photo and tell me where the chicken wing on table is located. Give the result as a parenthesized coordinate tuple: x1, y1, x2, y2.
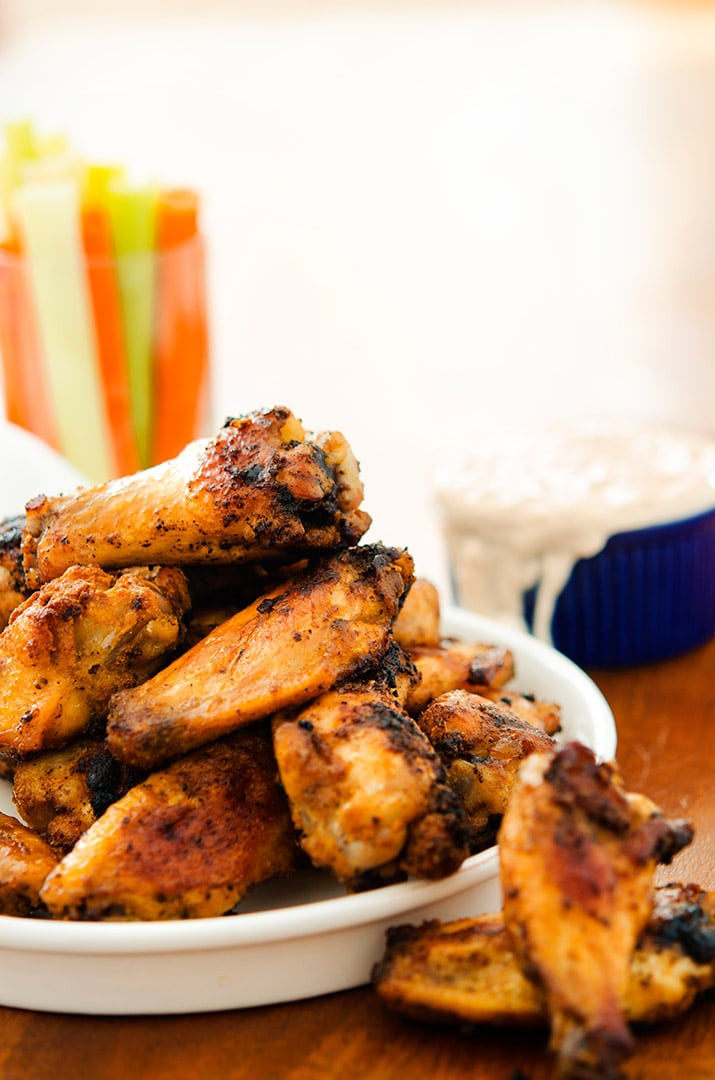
(499, 742, 694, 1080)
(0, 810, 59, 915)
(373, 882, 715, 1028)
(272, 647, 469, 890)
(22, 406, 370, 589)
(416, 689, 556, 850)
(0, 565, 191, 755)
(40, 728, 298, 920)
(108, 544, 414, 771)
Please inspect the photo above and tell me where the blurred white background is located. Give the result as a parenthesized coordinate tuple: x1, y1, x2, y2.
(1, 1, 714, 593)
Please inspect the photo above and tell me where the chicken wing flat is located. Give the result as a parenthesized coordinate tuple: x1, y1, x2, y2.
(40, 729, 298, 920)
(405, 641, 514, 715)
(23, 406, 370, 588)
(0, 810, 59, 915)
(499, 742, 694, 1080)
(0, 565, 190, 755)
(393, 579, 441, 649)
(273, 663, 468, 890)
(0, 516, 28, 631)
(417, 690, 555, 849)
(481, 688, 561, 736)
(13, 738, 141, 851)
(108, 544, 414, 771)
(372, 883, 715, 1028)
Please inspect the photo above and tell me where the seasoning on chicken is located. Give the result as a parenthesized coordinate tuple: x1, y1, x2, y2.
(23, 406, 371, 588)
(0, 516, 28, 632)
(480, 688, 561, 736)
(404, 641, 514, 715)
(416, 689, 555, 849)
(372, 882, 715, 1028)
(40, 729, 299, 920)
(0, 810, 59, 915)
(107, 544, 414, 771)
(393, 578, 441, 649)
(12, 738, 142, 851)
(499, 742, 694, 1080)
(0, 565, 191, 755)
(272, 651, 469, 890)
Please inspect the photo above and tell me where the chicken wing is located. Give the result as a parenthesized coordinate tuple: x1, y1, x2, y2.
(373, 883, 715, 1028)
(272, 658, 468, 889)
(108, 544, 414, 771)
(12, 738, 142, 851)
(393, 578, 441, 649)
(0, 810, 59, 915)
(481, 688, 561, 736)
(0, 516, 28, 631)
(0, 565, 190, 755)
(23, 406, 370, 588)
(405, 641, 514, 715)
(499, 742, 693, 1080)
(417, 690, 555, 849)
(40, 729, 298, 920)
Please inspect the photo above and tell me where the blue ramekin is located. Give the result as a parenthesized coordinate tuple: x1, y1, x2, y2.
(522, 506, 715, 668)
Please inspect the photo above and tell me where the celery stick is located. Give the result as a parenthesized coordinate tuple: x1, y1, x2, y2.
(12, 180, 114, 481)
(85, 164, 125, 207)
(106, 182, 158, 467)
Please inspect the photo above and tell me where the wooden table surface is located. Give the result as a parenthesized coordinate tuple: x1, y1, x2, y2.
(0, 638, 712, 1080)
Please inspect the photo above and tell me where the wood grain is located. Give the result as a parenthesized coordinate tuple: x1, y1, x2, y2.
(0, 637, 713, 1080)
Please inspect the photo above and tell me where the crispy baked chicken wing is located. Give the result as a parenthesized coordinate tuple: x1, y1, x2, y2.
(393, 579, 441, 649)
(499, 742, 694, 1080)
(417, 690, 555, 849)
(0, 810, 59, 915)
(272, 653, 468, 890)
(481, 688, 561, 736)
(0, 565, 190, 755)
(373, 883, 715, 1028)
(40, 729, 298, 920)
(23, 406, 370, 588)
(13, 739, 141, 851)
(107, 544, 414, 771)
(405, 641, 514, 715)
(0, 516, 28, 632)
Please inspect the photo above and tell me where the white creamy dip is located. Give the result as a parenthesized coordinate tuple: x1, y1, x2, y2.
(434, 424, 715, 645)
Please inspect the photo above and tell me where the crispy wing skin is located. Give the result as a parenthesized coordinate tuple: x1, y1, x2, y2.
(108, 544, 414, 771)
(0, 811, 59, 915)
(393, 579, 441, 649)
(417, 690, 555, 849)
(273, 667, 468, 889)
(23, 406, 370, 588)
(13, 739, 141, 851)
(405, 642, 514, 715)
(0, 516, 29, 631)
(0, 565, 191, 755)
(481, 688, 561, 736)
(40, 730, 298, 920)
(373, 884, 715, 1028)
(499, 742, 694, 1080)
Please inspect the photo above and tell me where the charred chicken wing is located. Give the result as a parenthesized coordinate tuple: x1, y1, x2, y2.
(0, 810, 59, 915)
(23, 406, 370, 588)
(405, 641, 514, 715)
(107, 544, 414, 771)
(40, 729, 298, 920)
(0, 565, 190, 755)
(0, 516, 29, 631)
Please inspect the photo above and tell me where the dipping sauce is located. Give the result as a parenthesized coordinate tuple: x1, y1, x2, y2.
(435, 424, 715, 647)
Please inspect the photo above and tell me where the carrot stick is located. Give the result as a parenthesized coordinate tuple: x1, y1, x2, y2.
(152, 189, 209, 464)
(81, 205, 140, 476)
(0, 237, 57, 447)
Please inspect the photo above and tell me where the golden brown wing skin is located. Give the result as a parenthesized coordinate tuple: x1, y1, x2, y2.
(0, 811, 59, 915)
(0, 565, 190, 755)
(40, 730, 298, 920)
(273, 677, 468, 889)
(499, 742, 694, 1080)
(373, 884, 715, 1028)
(393, 579, 441, 649)
(481, 688, 562, 736)
(12, 739, 141, 851)
(417, 690, 555, 849)
(405, 642, 514, 715)
(107, 544, 414, 771)
(0, 517, 28, 632)
(23, 406, 370, 588)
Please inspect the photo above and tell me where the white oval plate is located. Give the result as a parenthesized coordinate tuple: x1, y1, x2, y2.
(0, 606, 615, 1016)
